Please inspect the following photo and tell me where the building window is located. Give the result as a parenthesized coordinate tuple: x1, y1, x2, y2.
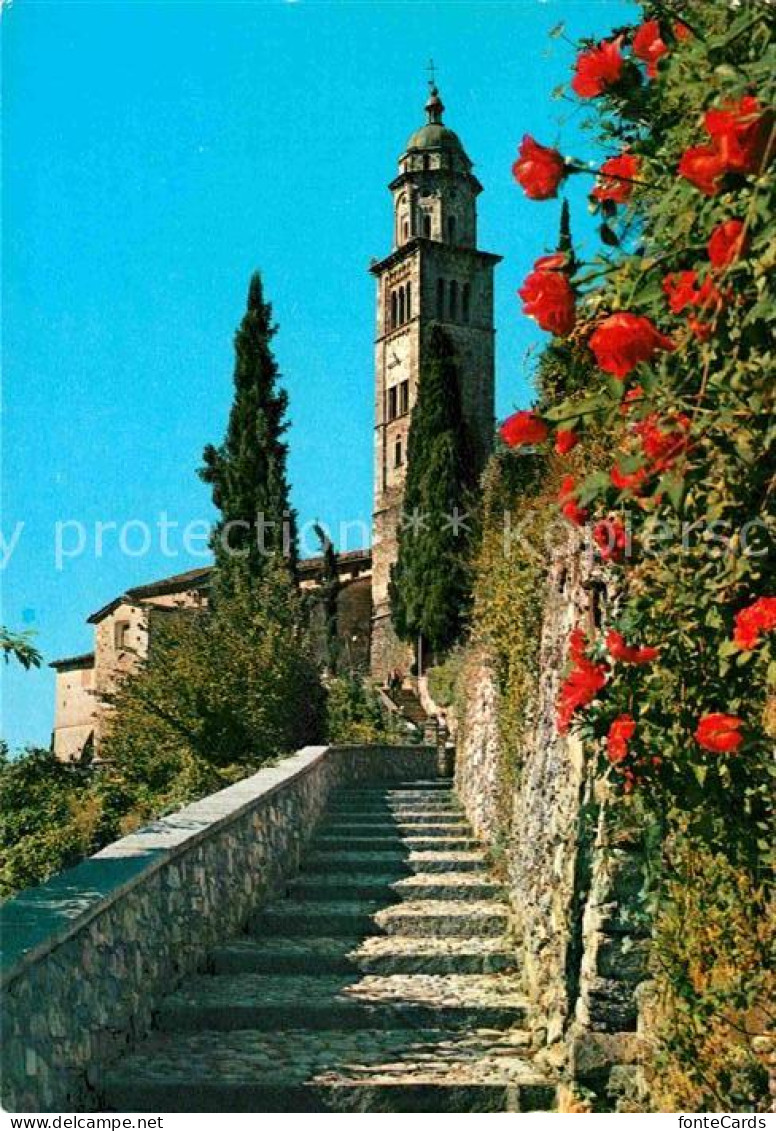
(449, 279, 458, 321)
(406, 282, 412, 320)
(423, 214, 431, 238)
(447, 215, 457, 243)
(390, 290, 397, 330)
(462, 282, 471, 323)
(395, 438, 403, 467)
(422, 154, 430, 171)
(398, 287, 406, 324)
(403, 219, 410, 241)
(114, 620, 130, 650)
(399, 380, 410, 415)
(388, 386, 398, 421)
(436, 278, 445, 319)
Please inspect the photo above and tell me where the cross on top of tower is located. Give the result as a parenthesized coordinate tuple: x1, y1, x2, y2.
(424, 61, 445, 125)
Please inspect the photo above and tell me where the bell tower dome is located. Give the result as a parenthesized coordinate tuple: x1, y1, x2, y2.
(370, 81, 502, 679)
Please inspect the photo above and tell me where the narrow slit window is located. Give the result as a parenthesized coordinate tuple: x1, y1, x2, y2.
(399, 380, 410, 415)
(449, 279, 458, 321)
(395, 438, 403, 467)
(462, 282, 471, 323)
(436, 278, 445, 319)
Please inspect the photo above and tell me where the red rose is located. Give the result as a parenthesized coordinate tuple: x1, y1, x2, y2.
(678, 144, 727, 196)
(632, 20, 668, 79)
(610, 462, 648, 492)
(733, 596, 776, 650)
(662, 270, 700, 314)
(634, 413, 691, 471)
(592, 153, 640, 203)
(557, 632, 608, 733)
(695, 713, 743, 753)
(705, 97, 773, 176)
(555, 428, 580, 455)
(571, 38, 624, 99)
(558, 475, 588, 526)
(512, 135, 567, 200)
(518, 257, 576, 336)
(562, 500, 589, 527)
(663, 272, 725, 327)
(707, 219, 749, 269)
(568, 626, 589, 664)
(607, 714, 636, 764)
(607, 630, 660, 665)
(593, 517, 628, 561)
(500, 410, 549, 448)
(589, 313, 675, 380)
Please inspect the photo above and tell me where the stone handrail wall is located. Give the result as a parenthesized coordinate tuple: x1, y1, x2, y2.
(1, 743, 442, 1113)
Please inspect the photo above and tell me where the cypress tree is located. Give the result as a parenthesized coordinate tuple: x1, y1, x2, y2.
(200, 272, 297, 585)
(389, 325, 477, 660)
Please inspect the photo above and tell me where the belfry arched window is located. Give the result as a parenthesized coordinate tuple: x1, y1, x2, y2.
(423, 214, 431, 238)
(390, 291, 398, 330)
(398, 287, 406, 324)
(406, 282, 412, 320)
(436, 278, 445, 319)
(449, 279, 458, 321)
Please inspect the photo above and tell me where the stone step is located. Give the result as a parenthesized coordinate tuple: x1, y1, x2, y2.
(375, 900, 510, 938)
(156, 972, 529, 1033)
(333, 783, 453, 798)
(211, 935, 517, 976)
(99, 1027, 555, 1113)
(312, 835, 478, 851)
(250, 899, 509, 938)
(319, 820, 471, 837)
(290, 872, 503, 902)
(325, 805, 463, 819)
(303, 849, 488, 875)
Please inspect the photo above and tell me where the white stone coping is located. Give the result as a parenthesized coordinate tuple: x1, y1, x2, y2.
(0, 745, 331, 988)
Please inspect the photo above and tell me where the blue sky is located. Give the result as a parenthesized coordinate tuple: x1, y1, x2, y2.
(2, 0, 637, 750)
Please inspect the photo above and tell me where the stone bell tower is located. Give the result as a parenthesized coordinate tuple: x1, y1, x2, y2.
(370, 82, 502, 679)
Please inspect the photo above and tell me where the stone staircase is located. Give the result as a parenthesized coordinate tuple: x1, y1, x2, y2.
(100, 780, 555, 1113)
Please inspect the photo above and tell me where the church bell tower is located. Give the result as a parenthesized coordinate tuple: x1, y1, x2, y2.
(370, 81, 502, 679)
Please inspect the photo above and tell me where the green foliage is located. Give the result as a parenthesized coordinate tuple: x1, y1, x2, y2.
(1, 626, 42, 670)
(465, 448, 554, 799)
(390, 325, 479, 657)
(324, 675, 400, 745)
(200, 272, 298, 586)
(648, 838, 772, 1112)
(102, 560, 324, 782)
(0, 565, 325, 902)
(0, 747, 101, 898)
(313, 523, 341, 673)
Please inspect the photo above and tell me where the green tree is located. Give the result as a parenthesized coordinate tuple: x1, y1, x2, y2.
(200, 272, 297, 587)
(1, 627, 42, 670)
(389, 325, 478, 659)
(314, 523, 341, 674)
(101, 559, 324, 787)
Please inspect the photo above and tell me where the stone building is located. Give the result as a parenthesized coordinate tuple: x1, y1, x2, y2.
(369, 83, 501, 678)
